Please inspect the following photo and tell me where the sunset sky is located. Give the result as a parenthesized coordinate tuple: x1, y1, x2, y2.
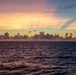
(0, 0, 76, 36)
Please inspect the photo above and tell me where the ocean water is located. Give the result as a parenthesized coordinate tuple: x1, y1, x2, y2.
(0, 41, 76, 75)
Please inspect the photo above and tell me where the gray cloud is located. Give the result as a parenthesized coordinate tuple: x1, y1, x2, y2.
(60, 18, 76, 29)
(59, 4, 76, 10)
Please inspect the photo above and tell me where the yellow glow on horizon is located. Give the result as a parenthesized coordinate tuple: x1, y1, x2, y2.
(0, 13, 70, 30)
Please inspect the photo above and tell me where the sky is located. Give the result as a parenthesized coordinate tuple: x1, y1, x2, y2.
(0, 0, 76, 37)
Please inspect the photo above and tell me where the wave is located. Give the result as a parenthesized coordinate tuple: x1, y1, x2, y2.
(0, 60, 67, 75)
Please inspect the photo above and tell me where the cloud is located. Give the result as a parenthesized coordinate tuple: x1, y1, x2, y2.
(65, 5, 76, 9)
(0, 0, 51, 13)
(59, 4, 76, 10)
(66, 21, 76, 30)
(0, 0, 76, 31)
(60, 18, 76, 29)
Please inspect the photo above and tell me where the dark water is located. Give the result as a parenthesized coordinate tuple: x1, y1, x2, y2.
(0, 41, 76, 75)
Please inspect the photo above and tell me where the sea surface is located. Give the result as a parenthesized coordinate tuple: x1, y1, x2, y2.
(0, 41, 76, 75)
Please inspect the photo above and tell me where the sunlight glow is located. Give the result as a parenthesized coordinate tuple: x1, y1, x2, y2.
(0, 13, 70, 30)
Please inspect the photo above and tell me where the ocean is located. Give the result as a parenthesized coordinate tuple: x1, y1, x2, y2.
(0, 41, 76, 75)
